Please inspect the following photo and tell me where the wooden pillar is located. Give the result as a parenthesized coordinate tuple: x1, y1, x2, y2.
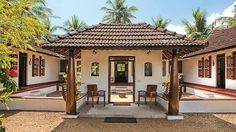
(66, 49, 76, 115)
(168, 49, 179, 115)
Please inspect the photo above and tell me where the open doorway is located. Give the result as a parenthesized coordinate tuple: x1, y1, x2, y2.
(19, 52, 27, 87)
(108, 56, 135, 103)
(217, 54, 225, 88)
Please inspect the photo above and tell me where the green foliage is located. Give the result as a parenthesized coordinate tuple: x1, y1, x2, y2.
(0, 73, 17, 92)
(213, 5, 236, 27)
(181, 8, 213, 39)
(0, 88, 14, 110)
(45, 20, 60, 39)
(101, 0, 138, 23)
(62, 15, 87, 32)
(152, 17, 171, 28)
(0, 0, 51, 126)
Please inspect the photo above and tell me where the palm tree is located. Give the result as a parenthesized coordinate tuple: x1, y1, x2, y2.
(62, 15, 87, 32)
(181, 8, 212, 39)
(101, 0, 138, 24)
(214, 5, 236, 27)
(152, 17, 171, 28)
(10, 0, 53, 22)
(44, 20, 60, 39)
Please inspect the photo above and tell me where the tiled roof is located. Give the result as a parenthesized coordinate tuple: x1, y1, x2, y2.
(185, 26, 236, 57)
(31, 45, 64, 58)
(42, 23, 203, 49)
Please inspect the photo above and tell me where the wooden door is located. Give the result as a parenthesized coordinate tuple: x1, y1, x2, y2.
(217, 55, 225, 88)
(19, 53, 27, 87)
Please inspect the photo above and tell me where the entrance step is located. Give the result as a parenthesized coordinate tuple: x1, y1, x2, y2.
(79, 103, 167, 119)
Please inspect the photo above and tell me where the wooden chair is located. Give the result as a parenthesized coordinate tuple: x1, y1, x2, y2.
(59, 83, 80, 101)
(138, 85, 157, 106)
(157, 82, 183, 100)
(87, 84, 106, 107)
(157, 82, 170, 100)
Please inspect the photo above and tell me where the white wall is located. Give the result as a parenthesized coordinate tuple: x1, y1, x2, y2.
(183, 48, 236, 90)
(26, 51, 60, 85)
(81, 50, 163, 101)
(11, 49, 60, 87)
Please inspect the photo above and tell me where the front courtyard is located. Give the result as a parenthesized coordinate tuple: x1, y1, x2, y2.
(2, 111, 236, 132)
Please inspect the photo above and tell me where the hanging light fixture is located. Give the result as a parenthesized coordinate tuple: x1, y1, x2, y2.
(147, 50, 151, 55)
(92, 50, 97, 54)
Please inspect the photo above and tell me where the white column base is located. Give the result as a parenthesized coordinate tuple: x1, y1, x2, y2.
(167, 114, 184, 120)
(62, 113, 80, 119)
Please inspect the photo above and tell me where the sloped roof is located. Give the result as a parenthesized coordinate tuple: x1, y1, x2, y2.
(31, 45, 64, 58)
(42, 23, 204, 49)
(185, 26, 236, 57)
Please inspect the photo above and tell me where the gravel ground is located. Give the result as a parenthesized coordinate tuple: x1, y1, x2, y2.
(1, 111, 236, 132)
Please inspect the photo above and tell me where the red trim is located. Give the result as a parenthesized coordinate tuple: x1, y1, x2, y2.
(10, 96, 63, 100)
(184, 82, 236, 98)
(16, 81, 60, 94)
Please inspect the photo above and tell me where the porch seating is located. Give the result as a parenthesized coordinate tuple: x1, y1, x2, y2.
(157, 82, 184, 100)
(59, 83, 81, 101)
(87, 84, 106, 107)
(157, 82, 170, 100)
(138, 85, 157, 106)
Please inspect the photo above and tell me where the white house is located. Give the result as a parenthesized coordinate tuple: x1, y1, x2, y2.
(0, 45, 63, 89)
(42, 23, 204, 116)
(2, 23, 236, 117)
(183, 26, 236, 90)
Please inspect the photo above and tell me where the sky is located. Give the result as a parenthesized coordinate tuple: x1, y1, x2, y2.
(46, 0, 236, 35)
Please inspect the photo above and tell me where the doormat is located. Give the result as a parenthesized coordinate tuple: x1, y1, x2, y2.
(104, 117, 137, 123)
(113, 102, 131, 106)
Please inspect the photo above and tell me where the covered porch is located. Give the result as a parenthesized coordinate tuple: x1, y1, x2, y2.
(42, 23, 204, 119)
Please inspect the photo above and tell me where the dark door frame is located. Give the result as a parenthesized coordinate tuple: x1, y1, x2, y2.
(216, 54, 226, 88)
(108, 56, 135, 103)
(19, 52, 27, 87)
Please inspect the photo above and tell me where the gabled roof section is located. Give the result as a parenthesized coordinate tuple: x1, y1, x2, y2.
(42, 23, 204, 49)
(185, 26, 236, 57)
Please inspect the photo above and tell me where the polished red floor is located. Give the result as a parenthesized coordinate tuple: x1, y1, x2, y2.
(185, 83, 236, 98)
(15, 81, 60, 94)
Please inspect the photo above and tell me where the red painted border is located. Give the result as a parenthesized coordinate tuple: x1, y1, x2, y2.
(10, 96, 63, 100)
(184, 82, 236, 98)
(15, 81, 60, 94)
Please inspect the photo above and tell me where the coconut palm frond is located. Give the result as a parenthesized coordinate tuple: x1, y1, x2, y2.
(152, 17, 171, 28)
(100, 0, 138, 24)
(181, 8, 211, 40)
(63, 15, 87, 32)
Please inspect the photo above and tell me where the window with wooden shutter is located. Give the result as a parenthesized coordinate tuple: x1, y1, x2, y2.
(32, 55, 39, 76)
(198, 60, 203, 77)
(204, 59, 208, 77)
(208, 56, 212, 78)
(39, 56, 45, 76)
(233, 53, 236, 79)
(202, 57, 204, 77)
(226, 56, 231, 79)
(204, 56, 212, 78)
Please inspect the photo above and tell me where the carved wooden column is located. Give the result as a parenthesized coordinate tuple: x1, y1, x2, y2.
(168, 49, 179, 115)
(66, 49, 76, 115)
